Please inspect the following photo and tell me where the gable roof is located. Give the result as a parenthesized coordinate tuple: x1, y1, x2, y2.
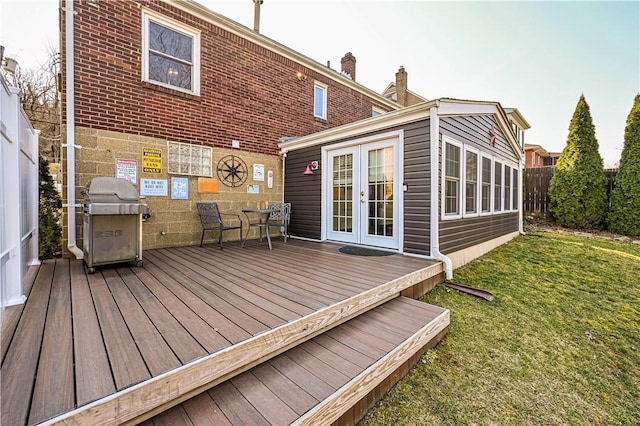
(381, 82, 429, 105)
(169, 0, 399, 110)
(279, 98, 525, 161)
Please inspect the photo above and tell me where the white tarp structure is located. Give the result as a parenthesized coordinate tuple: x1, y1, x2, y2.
(1, 74, 39, 310)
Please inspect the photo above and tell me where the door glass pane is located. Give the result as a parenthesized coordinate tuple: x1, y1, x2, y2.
(332, 154, 353, 232)
(367, 147, 393, 237)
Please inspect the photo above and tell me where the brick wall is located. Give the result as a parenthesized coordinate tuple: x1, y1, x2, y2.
(60, 0, 396, 254)
(62, 0, 393, 156)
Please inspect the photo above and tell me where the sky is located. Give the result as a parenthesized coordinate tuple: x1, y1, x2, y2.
(1, 0, 638, 167)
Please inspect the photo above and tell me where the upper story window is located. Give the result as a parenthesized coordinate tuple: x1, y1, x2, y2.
(142, 10, 200, 95)
(314, 81, 327, 119)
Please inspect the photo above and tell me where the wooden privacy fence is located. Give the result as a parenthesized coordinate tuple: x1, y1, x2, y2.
(523, 167, 618, 213)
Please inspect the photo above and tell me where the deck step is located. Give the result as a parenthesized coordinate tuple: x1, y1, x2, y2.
(145, 296, 450, 425)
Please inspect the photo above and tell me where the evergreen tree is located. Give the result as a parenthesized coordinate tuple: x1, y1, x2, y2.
(548, 95, 608, 229)
(608, 94, 640, 236)
(39, 156, 62, 258)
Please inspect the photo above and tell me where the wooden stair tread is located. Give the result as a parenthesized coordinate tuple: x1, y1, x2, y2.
(149, 296, 449, 425)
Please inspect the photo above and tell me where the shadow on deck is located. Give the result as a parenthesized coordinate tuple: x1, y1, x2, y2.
(1, 239, 448, 425)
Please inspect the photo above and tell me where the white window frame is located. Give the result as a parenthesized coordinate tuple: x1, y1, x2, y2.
(462, 145, 480, 218)
(441, 136, 462, 219)
(142, 9, 201, 95)
(512, 167, 520, 212)
(314, 81, 328, 119)
(504, 164, 512, 211)
(480, 154, 493, 216)
(494, 160, 503, 212)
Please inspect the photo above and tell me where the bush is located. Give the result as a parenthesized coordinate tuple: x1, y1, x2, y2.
(548, 95, 607, 229)
(39, 156, 62, 258)
(608, 94, 640, 237)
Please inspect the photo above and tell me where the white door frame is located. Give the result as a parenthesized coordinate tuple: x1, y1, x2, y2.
(321, 130, 404, 250)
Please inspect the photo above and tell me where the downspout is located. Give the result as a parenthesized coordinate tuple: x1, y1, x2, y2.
(281, 152, 286, 202)
(430, 103, 453, 279)
(64, 1, 83, 259)
(518, 161, 525, 235)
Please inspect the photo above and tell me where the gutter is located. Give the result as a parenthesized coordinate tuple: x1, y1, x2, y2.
(429, 103, 453, 280)
(64, 1, 83, 259)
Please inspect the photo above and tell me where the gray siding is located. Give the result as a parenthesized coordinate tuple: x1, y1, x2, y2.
(402, 119, 431, 256)
(440, 213, 518, 254)
(438, 115, 521, 254)
(284, 146, 323, 239)
(440, 115, 519, 164)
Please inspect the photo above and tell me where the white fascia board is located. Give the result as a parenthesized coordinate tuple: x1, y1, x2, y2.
(437, 99, 523, 162)
(279, 101, 435, 153)
(168, 0, 400, 110)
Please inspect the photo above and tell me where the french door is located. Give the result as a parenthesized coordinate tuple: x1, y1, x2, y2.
(325, 138, 399, 249)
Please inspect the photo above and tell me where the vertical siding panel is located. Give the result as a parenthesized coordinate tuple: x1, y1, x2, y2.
(284, 146, 322, 239)
(402, 120, 431, 256)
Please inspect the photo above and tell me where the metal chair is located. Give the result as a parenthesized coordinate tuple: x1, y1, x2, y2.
(196, 202, 242, 249)
(267, 202, 291, 242)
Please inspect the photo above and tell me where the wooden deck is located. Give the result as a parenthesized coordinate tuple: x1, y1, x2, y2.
(1, 239, 446, 425)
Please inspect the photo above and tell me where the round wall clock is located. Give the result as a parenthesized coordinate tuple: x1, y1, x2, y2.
(217, 155, 248, 187)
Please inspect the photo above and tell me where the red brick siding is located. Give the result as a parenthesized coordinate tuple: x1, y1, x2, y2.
(61, 0, 393, 156)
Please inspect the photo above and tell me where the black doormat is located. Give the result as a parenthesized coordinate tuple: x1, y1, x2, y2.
(339, 245, 395, 256)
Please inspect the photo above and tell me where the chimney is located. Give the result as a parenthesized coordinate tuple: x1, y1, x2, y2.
(253, 0, 263, 32)
(341, 52, 356, 81)
(396, 66, 408, 106)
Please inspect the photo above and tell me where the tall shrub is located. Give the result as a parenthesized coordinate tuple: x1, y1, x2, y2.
(39, 156, 62, 258)
(548, 95, 607, 229)
(608, 94, 640, 236)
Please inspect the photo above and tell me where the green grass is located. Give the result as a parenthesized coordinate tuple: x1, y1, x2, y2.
(361, 232, 640, 425)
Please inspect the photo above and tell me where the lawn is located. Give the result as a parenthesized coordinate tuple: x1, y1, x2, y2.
(361, 232, 640, 425)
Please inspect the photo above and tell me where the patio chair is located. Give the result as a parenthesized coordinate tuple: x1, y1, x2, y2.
(196, 202, 243, 249)
(267, 201, 291, 242)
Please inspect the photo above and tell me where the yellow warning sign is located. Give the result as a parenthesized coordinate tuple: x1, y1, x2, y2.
(143, 148, 162, 173)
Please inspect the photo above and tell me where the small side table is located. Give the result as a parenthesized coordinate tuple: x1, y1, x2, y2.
(241, 208, 273, 250)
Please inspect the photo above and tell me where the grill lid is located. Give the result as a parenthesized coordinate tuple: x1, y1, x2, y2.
(83, 177, 140, 203)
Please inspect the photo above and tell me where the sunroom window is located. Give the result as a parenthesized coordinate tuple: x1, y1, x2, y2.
(143, 10, 200, 94)
(444, 141, 461, 216)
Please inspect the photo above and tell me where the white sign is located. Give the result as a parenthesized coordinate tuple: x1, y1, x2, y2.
(253, 163, 265, 181)
(171, 177, 189, 200)
(116, 159, 138, 184)
(140, 178, 168, 196)
(247, 184, 259, 194)
(267, 170, 273, 188)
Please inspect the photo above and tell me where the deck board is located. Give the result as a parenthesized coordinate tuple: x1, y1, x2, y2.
(118, 266, 208, 364)
(103, 268, 182, 376)
(89, 270, 152, 390)
(159, 297, 449, 426)
(29, 259, 74, 425)
(1, 240, 442, 425)
(1, 261, 54, 426)
(1, 264, 39, 361)
(70, 259, 116, 406)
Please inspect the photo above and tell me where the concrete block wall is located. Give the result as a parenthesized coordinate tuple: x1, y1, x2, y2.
(64, 127, 283, 252)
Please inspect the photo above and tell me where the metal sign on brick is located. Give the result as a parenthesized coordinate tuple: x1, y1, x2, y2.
(143, 147, 162, 173)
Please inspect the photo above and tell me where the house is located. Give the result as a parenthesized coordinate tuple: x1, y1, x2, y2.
(280, 99, 529, 277)
(524, 143, 550, 168)
(60, 0, 399, 256)
(26, 0, 529, 423)
(382, 65, 429, 107)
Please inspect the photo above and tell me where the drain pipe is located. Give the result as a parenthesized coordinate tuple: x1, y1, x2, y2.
(518, 162, 526, 235)
(430, 103, 453, 279)
(64, 1, 83, 259)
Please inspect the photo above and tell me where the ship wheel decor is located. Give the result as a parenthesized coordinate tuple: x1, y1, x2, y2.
(217, 155, 248, 187)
